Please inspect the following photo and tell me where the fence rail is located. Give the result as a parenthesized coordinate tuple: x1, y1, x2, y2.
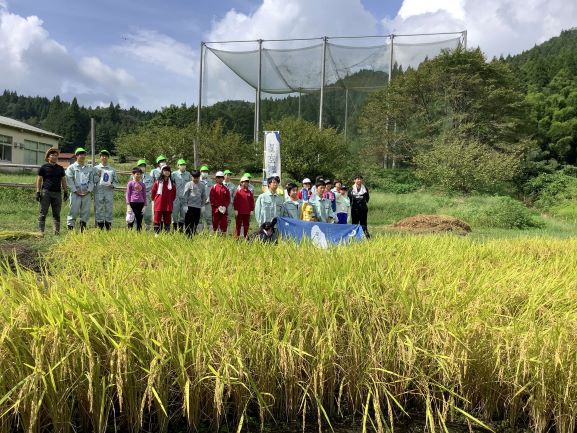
(0, 182, 127, 191)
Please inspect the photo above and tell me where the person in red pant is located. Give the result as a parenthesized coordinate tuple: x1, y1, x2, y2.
(233, 175, 255, 238)
(150, 166, 176, 234)
(209, 171, 231, 234)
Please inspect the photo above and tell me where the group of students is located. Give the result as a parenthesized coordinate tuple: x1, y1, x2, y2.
(35, 147, 370, 239)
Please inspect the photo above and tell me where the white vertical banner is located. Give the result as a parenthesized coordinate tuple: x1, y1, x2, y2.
(263, 131, 281, 185)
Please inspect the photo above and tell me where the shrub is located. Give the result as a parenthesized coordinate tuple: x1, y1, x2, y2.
(415, 137, 521, 194)
(447, 196, 545, 229)
(361, 168, 423, 193)
(523, 170, 577, 209)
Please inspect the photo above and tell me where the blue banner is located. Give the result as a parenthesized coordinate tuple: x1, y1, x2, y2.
(276, 217, 365, 248)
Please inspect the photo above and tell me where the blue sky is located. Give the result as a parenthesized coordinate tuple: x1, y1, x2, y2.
(0, 0, 575, 110)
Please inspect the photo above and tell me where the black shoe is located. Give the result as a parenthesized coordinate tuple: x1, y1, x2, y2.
(104, 222, 111, 231)
(67, 225, 74, 231)
(178, 223, 185, 232)
(80, 221, 87, 232)
(97, 222, 105, 230)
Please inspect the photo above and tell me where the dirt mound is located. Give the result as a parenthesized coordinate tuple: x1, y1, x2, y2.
(392, 214, 471, 235)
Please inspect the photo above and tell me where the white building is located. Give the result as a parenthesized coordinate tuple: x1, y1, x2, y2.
(0, 116, 61, 165)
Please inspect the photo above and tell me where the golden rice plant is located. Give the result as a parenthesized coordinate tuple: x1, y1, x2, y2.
(0, 231, 576, 432)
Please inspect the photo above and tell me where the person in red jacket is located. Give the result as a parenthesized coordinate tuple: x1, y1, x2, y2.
(150, 166, 176, 234)
(233, 175, 255, 238)
(209, 171, 231, 234)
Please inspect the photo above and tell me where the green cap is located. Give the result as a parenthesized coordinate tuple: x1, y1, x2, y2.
(243, 172, 252, 178)
(74, 147, 87, 155)
(99, 149, 110, 156)
(200, 165, 209, 171)
(223, 169, 233, 175)
(177, 159, 187, 165)
(156, 155, 167, 164)
(137, 159, 147, 166)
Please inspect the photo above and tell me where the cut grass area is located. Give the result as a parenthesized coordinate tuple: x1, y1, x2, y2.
(1, 231, 576, 432)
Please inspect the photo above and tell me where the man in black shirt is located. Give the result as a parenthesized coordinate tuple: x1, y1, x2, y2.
(36, 148, 68, 235)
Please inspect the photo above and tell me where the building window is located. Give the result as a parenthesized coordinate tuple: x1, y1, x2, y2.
(0, 135, 13, 161)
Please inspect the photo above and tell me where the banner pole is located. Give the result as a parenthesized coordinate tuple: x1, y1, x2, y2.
(195, 42, 204, 169)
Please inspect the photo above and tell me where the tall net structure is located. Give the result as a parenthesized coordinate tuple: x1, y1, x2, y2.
(197, 32, 466, 149)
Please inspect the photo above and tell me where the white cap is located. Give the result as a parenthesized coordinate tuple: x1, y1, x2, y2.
(302, 178, 311, 184)
(215, 171, 225, 177)
(240, 176, 250, 182)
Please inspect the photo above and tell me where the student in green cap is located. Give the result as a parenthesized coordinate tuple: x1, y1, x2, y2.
(199, 165, 213, 232)
(243, 172, 255, 193)
(171, 159, 191, 231)
(150, 155, 168, 181)
(137, 159, 153, 230)
(223, 169, 236, 233)
(65, 147, 94, 232)
(93, 150, 119, 230)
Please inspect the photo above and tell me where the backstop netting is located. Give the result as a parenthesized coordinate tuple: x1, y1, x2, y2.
(200, 32, 466, 142)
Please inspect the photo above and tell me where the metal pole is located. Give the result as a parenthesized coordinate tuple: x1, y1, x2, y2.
(298, 92, 301, 119)
(90, 118, 95, 166)
(463, 30, 467, 49)
(388, 34, 394, 83)
(319, 36, 327, 130)
(344, 88, 348, 143)
(255, 39, 263, 143)
(195, 42, 204, 169)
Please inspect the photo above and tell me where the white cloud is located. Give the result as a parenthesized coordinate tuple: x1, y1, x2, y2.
(383, 0, 577, 58)
(0, 5, 143, 107)
(115, 30, 197, 78)
(79, 56, 135, 88)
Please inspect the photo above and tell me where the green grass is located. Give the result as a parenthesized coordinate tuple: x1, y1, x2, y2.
(2, 178, 577, 239)
(1, 232, 577, 432)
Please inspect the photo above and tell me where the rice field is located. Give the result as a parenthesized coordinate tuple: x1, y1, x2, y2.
(1, 231, 576, 433)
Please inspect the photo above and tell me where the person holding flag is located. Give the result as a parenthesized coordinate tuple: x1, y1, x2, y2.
(255, 176, 284, 227)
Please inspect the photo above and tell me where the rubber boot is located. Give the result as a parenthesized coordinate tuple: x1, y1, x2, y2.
(104, 222, 111, 231)
(80, 221, 87, 233)
(97, 222, 105, 230)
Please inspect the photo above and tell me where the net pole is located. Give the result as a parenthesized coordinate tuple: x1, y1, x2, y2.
(319, 36, 327, 130)
(195, 42, 204, 169)
(344, 88, 348, 143)
(298, 92, 301, 119)
(254, 39, 263, 143)
(388, 34, 394, 83)
(463, 30, 467, 49)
